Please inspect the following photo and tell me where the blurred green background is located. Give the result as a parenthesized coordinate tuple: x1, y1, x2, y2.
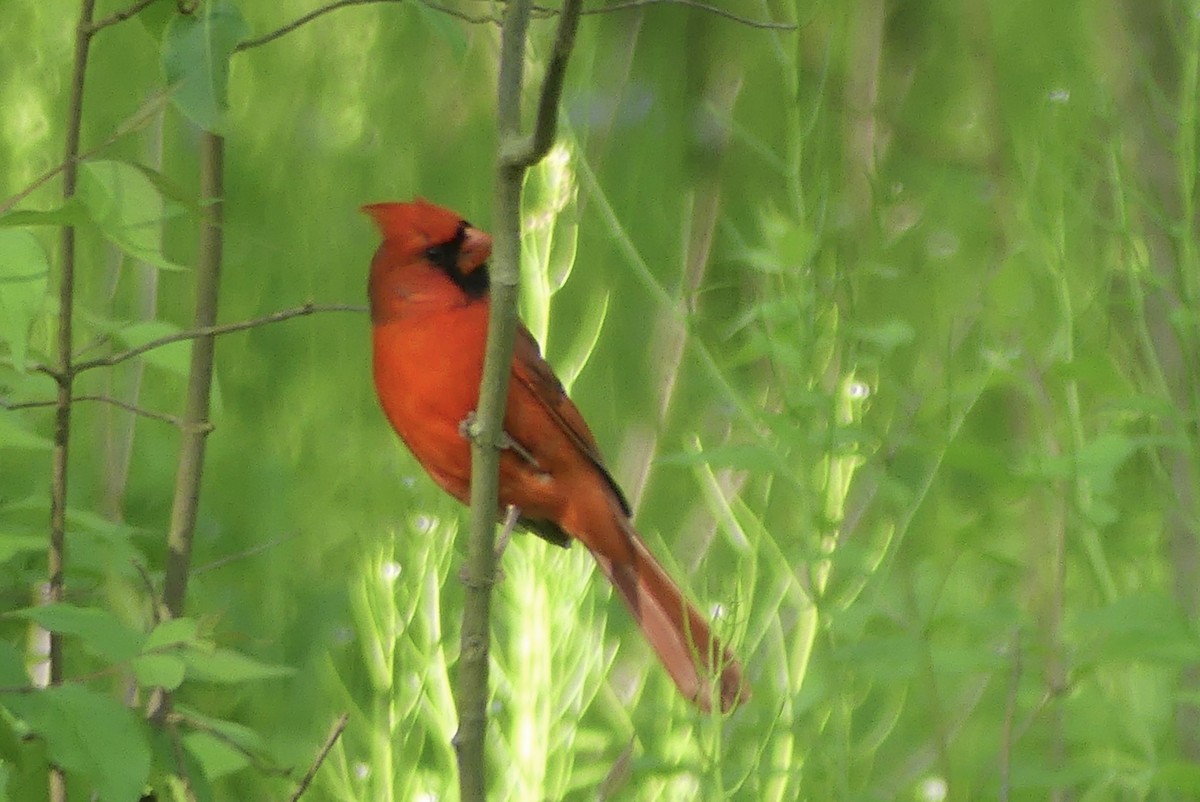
(2, 0, 1199, 799)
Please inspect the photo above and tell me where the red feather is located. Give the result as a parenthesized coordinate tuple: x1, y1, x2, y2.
(365, 199, 748, 712)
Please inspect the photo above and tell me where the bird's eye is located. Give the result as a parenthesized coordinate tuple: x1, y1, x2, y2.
(424, 242, 455, 266)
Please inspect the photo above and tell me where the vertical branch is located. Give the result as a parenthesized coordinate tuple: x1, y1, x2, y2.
(162, 134, 224, 616)
(453, 0, 583, 798)
(147, 131, 225, 719)
(452, 3, 530, 795)
(48, 2, 99, 800)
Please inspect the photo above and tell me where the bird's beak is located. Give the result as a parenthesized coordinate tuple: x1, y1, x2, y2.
(460, 225, 493, 273)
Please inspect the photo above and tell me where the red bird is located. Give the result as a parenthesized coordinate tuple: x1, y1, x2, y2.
(365, 198, 748, 712)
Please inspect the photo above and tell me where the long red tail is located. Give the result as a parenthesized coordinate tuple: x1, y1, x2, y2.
(588, 521, 749, 713)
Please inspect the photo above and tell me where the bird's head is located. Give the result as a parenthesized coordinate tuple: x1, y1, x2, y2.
(363, 198, 492, 321)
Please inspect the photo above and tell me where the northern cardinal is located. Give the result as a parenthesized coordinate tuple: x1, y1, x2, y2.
(365, 198, 748, 712)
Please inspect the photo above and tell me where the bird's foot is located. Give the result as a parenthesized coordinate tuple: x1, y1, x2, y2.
(457, 410, 540, 468)
(495, 505, 520, 558)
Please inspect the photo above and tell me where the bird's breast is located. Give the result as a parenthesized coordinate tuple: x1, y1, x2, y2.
(372, 305, 489, 499)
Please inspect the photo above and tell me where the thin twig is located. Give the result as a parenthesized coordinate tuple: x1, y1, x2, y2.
(504, 0, 584, 166)
(419, 0, 500, 25)
(998, 629, 1020, 802)
(168, 710, 292, 778)
(131, 558, 170, 624)
(528, 0, 796, 29)
(230, 0, 791, 54)
(2, 394, 200, 430)
(235, 0, 405, 52)
(0, 88, 172, 216)
(87, 0, 161, 33)
(66, 303, 365, 374)
(573, 0, 794, 30)
(192, 534, 293, 574)
(287, 713, 350, 801)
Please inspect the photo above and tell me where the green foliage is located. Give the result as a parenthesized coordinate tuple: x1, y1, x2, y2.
(0, 229, 49, 371)
(2, 0, 1200, 800)
(162, 0, 249, 134)
(7, 685, 151, 801)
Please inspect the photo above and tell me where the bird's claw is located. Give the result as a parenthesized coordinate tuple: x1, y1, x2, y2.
(458, 411, 480, 441)
(495, 505, 520, 558)
(457, 410, 540, 469)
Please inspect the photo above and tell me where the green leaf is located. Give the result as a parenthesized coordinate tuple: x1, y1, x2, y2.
(65, 507, 148, 581)
(410, 1, 469, 60)
(0, 640, 29, 689)
(77, 160, 186, 271)
(162, 0, 249, 133)
(0, 200, 88, 228)
(149, 728, 216, 802)
(176, 706, 270, 779)
(848, 320, 916, 352)
(832, 634, 923, 680)
(144, 617, 199, 652)
(1071, 592, 1200, 665)
(1155, 761, 1200, 794)
(658, 443, 787, 473)
(182, 731, 251, 781)
(6, 685, 150, 802)
(1074, 431, 1137, 498)
(0, 703, 25, 766)
(113, 321, 190, 376)
(0, 364, 57, 404)
(0, 533, 43, 565)
(133, 654, 187, 691)
(0, 411, 52, 452)
(8, 603, 143, 664)
(557, 290, 608, 391)
(135, 617, 195, 688)
(184, 647, 294, 684)
(0, 228, 50, 370)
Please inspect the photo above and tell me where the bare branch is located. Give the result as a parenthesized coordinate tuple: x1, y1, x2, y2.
(85, 394, 205, 429)
(999, 630, 1021, 802)
(235, 0, 404, 52)
(168, 710, 292, 778)
(504, 0, 584, 166)
(0, 88, 172, 216)
(227, 0, 794, 51)
(418, 0, 501, 25)
(574, 0, 795, 30)
(131, 558, 171, 624)
(70, 303, 366, 374)
(88, 0, 162, 33)
(193, 534, 294, 574)
(287, 713, 350, 801)
(1, 394, 202, 430)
